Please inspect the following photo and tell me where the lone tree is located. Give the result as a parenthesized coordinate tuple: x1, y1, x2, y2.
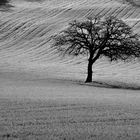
(0, 0, 10, 6)
(53, 16, 140, 82)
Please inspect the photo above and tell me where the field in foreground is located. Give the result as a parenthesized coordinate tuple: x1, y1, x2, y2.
(0, 73, 140, 140)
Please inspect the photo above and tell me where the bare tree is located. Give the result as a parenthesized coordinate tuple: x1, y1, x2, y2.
(53, 16, 140, 82)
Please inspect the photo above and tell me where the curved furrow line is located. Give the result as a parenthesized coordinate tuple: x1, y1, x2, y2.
(124, 8, 137, 19)
(0, 37, 51, 59)
(0, 0, 139, 82)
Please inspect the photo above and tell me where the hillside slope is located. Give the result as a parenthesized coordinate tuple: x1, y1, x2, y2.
(0, 0, 140, 84)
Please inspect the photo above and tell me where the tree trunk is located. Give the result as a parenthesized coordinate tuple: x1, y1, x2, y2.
(85, 60, 93, 83)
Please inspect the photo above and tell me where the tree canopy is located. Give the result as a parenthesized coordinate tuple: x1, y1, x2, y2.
(53, 16, 140, 82)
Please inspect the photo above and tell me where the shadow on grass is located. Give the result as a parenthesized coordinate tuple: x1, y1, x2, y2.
(79, 80, 140, 90)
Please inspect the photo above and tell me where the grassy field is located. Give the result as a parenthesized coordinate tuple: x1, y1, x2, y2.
(0, 0, 140, 139)
(0, 98, 140, 140)
(0, 74, 140, 140)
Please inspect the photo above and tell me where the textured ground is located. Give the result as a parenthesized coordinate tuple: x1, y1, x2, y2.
(0, 0, 140, 139)
(0, 0, 140, 84)
(0, 73, 140, 140)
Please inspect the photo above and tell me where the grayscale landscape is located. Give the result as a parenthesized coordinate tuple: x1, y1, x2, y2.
(0, 0, 140, 139)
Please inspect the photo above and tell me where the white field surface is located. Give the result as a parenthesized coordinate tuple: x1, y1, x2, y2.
(0, 0, 140, 139)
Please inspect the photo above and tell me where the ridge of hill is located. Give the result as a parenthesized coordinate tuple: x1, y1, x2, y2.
(0, 0, 140, 83)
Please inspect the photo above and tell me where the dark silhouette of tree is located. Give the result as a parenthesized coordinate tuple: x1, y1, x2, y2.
(0, 0, 10, 6)
(53, 16, 140, 82)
